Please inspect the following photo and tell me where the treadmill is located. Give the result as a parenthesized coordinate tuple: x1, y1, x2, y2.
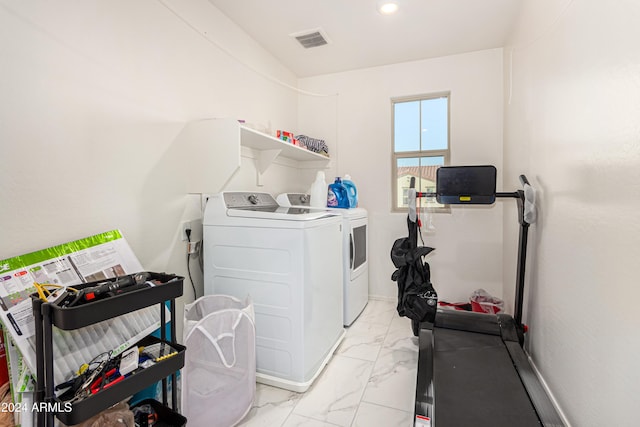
(401, 166, 564, 427)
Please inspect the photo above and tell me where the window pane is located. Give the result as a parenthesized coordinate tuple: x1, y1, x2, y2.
(397, 157, 420, 167)
(421, 97, 448, 150)
(396, 157, 419, 208)
(419, 156, 443, 193)
(419, 156, 444, 208)
(392, 93, 449, 211)
(394, 101, 420, 152)
(395, 156, 444, 209)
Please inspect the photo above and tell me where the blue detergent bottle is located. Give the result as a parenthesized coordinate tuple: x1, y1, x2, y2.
(327, 177, 349, 208)
(342, 174, 358, 208)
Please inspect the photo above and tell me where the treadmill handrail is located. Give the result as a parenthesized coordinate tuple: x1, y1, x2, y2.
(411, 172, 532, 336)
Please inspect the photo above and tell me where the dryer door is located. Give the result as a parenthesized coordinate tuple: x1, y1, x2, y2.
(349, 216, 368, 279)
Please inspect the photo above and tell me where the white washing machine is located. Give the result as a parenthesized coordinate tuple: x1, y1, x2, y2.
(277, 193, 369, 326)
(203, 192, 345, 392)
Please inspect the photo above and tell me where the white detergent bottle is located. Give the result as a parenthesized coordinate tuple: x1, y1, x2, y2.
(309, 171, 328, 208)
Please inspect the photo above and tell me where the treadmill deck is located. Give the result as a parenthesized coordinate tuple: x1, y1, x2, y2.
(432, 327, 540, 426)
(415, 310, 563, 427)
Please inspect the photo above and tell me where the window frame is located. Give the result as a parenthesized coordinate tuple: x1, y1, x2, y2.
(391, 92, 451, 213)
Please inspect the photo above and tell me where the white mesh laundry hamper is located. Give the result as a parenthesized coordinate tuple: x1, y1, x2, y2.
(182, 294, 256, 427)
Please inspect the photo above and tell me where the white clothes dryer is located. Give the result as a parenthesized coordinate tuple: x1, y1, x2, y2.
(277, 193, 369, 326)
(203, 192, 345, 392)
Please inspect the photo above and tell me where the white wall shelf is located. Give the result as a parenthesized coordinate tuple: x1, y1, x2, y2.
(183, 118, 330, 192)
(240, 125, 330, 185)
(240, 125, 330, 162)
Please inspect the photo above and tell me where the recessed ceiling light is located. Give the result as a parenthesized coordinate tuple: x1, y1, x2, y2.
(378, 1, 399, 15)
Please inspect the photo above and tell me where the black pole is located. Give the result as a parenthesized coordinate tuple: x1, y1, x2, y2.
(496, 175, 531, 345)
(33, 298, 45, 427)
(160, 302, 168, 406)
(170, 299, 178, 410)
(42, 303, 55, 426)
(513, 174, 531, 339)
(514, 207, 529, 331)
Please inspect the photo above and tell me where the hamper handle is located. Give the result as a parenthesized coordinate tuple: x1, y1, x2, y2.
(194, 311, 244, 368)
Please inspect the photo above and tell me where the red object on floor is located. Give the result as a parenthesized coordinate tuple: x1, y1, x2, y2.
(438, 301, 472, 311)
(471, 300, 502, 314)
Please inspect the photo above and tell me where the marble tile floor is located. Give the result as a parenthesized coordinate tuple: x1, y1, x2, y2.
(237, 299, 417, 427)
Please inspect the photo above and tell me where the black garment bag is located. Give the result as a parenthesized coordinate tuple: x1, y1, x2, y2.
(390, 206, 438, 326)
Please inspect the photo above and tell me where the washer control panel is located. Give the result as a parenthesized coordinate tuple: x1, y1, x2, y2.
(223, 192, 278, 209)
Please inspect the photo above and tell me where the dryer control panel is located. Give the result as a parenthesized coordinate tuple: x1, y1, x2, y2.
(287, 193, 310, 207)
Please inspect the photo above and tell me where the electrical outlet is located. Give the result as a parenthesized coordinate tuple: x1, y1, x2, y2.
(181, 221, 192, 241)
(187, 240, 201, 255)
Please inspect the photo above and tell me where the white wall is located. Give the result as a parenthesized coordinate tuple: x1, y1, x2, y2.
(503, 1, 640, 425)
(0, 0, 304, 337)
(299, 49, 506, 303)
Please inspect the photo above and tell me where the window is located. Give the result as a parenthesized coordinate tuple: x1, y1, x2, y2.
(391, 93, 450, 211)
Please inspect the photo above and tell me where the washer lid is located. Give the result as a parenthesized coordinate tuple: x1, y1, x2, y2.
(227, 206, 337, 221)
(220, 192, 339, 220)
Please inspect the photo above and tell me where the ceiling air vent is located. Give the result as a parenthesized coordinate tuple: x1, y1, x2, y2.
(290, 28, 330, 49)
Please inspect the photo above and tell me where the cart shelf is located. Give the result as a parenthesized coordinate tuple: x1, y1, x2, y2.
(31, 272, 185, 426)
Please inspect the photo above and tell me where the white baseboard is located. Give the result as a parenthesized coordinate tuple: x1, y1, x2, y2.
(368, 294, 395, 302)
(525, 350, 572, 427)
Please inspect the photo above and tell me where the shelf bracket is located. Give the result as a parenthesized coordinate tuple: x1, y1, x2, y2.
(255, 149, 281, 186)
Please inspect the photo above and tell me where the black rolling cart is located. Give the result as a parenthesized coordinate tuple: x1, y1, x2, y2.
(392, 166, 565, 427)
(31, 272, 186, 427)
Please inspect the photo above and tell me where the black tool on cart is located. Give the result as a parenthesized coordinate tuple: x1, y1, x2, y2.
(392, 166, 565, 427)
(62, 272, 152, 307)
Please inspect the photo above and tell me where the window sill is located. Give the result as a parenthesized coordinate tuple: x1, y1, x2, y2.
(391, 206, 451, 214)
